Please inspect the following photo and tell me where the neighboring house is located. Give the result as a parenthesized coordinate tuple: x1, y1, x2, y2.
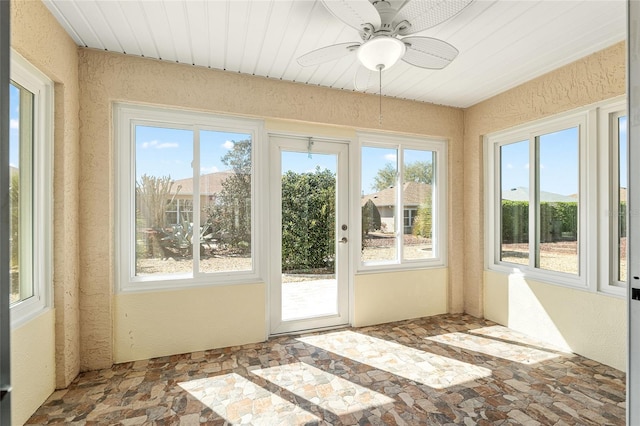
(361, 182, 432, 234)
(167, 171, 233, 225)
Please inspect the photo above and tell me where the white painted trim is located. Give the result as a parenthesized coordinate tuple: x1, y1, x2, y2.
(267, 134, 350, 335)
(9, 51, 54, 329)
(356, 131, 448, 272)
(114, 103, 265, 293)
(485, 96, 628, 296)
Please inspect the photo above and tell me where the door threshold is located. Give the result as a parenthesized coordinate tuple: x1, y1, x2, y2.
(269, 323, 351, 338)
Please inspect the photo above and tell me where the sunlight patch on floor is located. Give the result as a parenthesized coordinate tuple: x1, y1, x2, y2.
(297, 331, 491, 389)
(252, 362, 395, 417)
(178, 373, 320, 425)
(427, 332, 560, 365)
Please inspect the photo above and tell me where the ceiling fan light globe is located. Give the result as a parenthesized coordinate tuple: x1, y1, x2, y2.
(357, 37, 406, 71)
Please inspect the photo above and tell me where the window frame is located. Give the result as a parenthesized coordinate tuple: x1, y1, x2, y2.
(356, 132, 448, 273)
(9, 51, 54, 328)
(114, 103, 266, 293)
(598, 99, 627, 296)
(486, 110, 590, 289)
(485, 97, 627, 296)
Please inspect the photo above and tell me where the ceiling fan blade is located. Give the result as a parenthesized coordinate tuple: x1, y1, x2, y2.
(320, 0, 381, 32)
(394, 0, 474, 36)
(353, 65, 377, 91)
(297, 42, 361, 67)
(401, 36, 458, 69)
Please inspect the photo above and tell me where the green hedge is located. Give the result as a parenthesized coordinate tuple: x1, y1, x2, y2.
(281, 168, 336, 272)
(501, 201, 581, 243)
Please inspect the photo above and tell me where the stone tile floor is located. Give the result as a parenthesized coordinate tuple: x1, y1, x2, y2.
(26, 314, 626, 425)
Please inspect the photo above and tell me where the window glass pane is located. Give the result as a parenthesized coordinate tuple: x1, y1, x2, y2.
(200, 131, 252, 273)
(403, 149, 434, 260)
(500, 140, 529, 266)
(537, 127, 579, 275)
(135, 125, 193, 276)
(361, 146, 397, 263)
(618, 115, 628, 282)
(9, 82, 34, 305)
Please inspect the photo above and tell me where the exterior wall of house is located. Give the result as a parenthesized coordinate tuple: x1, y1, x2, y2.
(78, 49, 464, 368)
(464, 42, 626, 369)
(10, 0, 81, 422)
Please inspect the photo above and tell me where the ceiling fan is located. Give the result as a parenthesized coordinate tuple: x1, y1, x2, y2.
(297, 0, 474, 91)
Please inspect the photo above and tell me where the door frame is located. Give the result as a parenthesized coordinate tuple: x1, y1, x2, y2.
(0, 0, 11, 421)
(268, 133, 352, 335)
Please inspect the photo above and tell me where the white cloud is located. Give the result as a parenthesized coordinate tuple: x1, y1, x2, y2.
(384, 153, 396, 162)
(200, 166, 219, 174)
(141, 140, 179, 149)
(9, 119, 18, 130)
(507, 163, 513, 169)
(222, 140, 235, 150)
(524, 163, 529, 169)
(9, 163, 17, 169)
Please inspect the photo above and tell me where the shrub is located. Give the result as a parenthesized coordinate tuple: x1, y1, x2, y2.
(281, 167, 336, 272)
(501, 200, 578, 243)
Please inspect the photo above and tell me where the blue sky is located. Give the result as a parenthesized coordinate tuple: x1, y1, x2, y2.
(9, 84, 20, 168)
(500, 121, 627, 194)
(135, 125, 252, 181)
(45, 118, 626, 196)
(501, 127, 582, 196)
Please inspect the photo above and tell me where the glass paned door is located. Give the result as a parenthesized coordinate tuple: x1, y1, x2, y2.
(269, 136, 349, 334)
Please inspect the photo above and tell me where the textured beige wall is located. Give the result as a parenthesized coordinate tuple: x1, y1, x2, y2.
(484, 271, 626, 371)
(78, 49, 464, 369)
(11, 310, 56, 426)
(114, 284, 266, 363)
(11, 0, 80, 389)
(353, 269, 448, 327)
(463, 42, 626, 317)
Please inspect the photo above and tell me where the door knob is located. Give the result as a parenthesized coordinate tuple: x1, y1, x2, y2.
(339, 237, 348, 243)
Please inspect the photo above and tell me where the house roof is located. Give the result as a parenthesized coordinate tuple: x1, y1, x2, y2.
(362, 182, 432, 208)
(171, 171, 234, 196)
(502, 187, 576, 202)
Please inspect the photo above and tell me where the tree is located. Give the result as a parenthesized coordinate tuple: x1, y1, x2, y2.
(371, 161, 433, 192)
(137, 174, 176, 229)
(281, 167, 336, 271)
(207, 139, 252, 252)
(10, 172, 19, 268)
(136, 174, 177, 257)
(362, 199, 381, 235)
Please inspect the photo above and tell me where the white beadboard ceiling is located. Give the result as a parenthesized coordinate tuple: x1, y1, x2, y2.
(42, 0, 626, 108)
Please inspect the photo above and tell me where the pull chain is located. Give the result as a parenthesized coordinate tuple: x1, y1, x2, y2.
(378, 64, 383, 126)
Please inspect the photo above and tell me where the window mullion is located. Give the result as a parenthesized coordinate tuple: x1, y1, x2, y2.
(193, 128, 201, 276)
(530, 135, 539, 270)
(397, 147, 403, 262)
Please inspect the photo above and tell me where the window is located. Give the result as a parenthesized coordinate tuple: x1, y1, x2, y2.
(8, 52, 53, 326)
(359, 133, 447, 270)
(487, 99, 628, 294)
(487, 113, 587, 287)
(600, 105, 628, 294)
(115, 104, 264, 291)
(614, 114, 627, 284)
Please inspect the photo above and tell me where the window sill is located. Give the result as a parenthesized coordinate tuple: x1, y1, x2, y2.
(487, 262, 587, 291)
(118, 274, 265, 294)
(357, 260, 446, 275)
